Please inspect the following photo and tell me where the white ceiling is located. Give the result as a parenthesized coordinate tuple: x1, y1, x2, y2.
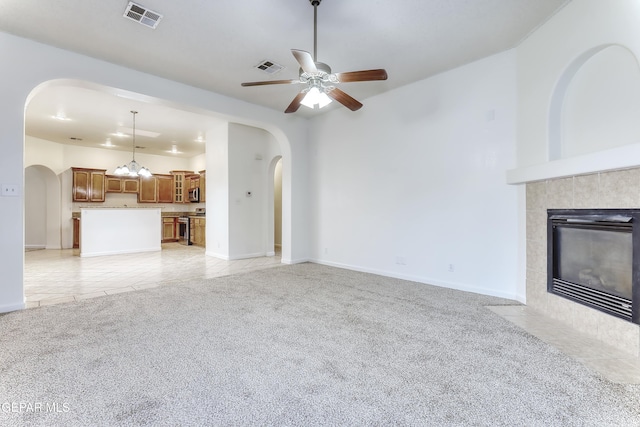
(0, 0, 571, 157)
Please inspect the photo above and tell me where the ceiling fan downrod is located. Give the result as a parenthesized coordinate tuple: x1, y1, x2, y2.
(310, 0, 321, 62)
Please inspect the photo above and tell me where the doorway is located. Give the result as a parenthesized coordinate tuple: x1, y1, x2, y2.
(24, 165, 61, 250)
(274, 157, 283, 254)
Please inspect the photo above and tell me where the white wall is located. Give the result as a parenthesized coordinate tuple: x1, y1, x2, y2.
(0, 31, 309, 312)
(189, 153, 207, 172)
(24, 167, 46, 248)
(309, 50, 520, 300)
(228, 123, 281, 259)
(206, 121, 230, 259)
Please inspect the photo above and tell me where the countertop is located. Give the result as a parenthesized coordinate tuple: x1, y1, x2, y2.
(72, 211, 197, 219)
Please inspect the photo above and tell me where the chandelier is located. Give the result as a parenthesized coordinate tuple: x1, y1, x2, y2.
(114, 110, 152, 177)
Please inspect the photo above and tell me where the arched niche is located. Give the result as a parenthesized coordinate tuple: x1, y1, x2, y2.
(549, 45, 640, 160)
(24, 165, 61, 250)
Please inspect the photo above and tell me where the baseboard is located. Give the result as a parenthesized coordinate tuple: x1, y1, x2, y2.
(281, 257, 309, 265)
(309, 258, 519, 301)
(266, 251, 276, 257)
(25, 245, 45, 250)
(205, 251, 230, 260)
(0, 301, 26, 313)
(80, 247, 161, 258)
(227, 252, 271, 261)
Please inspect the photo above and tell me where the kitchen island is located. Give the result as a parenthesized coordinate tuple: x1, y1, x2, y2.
(80, 208, 162, 257)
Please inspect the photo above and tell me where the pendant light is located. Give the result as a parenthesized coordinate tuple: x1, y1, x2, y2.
(114, 110, 152, 177)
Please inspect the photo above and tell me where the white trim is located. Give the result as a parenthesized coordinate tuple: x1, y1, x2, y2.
(206, 251, 230, 260)
(309, 259, 519, 301)
(506, 142, 640, 184)
(0, 301, 26, 313)
(24, 245, 45, 250)
(281, 257, 309, 265)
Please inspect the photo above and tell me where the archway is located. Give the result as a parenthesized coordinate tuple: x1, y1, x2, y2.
(22, 78, 296, 303)
(266, 156, 283, 256)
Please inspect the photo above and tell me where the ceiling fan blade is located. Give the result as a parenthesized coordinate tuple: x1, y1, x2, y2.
(334, 69, 388, 83)
(241, 79, 300, 87)
(326, 88, 363, 111)
(291, 49, 318, 74)
(285, 92, 307, 114)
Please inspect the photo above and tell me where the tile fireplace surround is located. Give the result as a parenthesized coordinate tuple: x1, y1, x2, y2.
(526, 168, 640, 357)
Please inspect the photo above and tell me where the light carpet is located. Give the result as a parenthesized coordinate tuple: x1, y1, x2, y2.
(1, 263, 639, 426)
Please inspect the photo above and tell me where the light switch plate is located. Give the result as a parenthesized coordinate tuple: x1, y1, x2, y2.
(1, 184, 19, 197)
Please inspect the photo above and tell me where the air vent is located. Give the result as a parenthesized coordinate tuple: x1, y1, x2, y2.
(123, 2, 163, 29)
(255, 60, 284, 75)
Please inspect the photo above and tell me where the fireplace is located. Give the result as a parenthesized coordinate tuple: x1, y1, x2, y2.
(548, 209, 640, 324)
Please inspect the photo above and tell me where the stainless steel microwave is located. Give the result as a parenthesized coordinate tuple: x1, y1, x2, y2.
(188, 188, 199, 202)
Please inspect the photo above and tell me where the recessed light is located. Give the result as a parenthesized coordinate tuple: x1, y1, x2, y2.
(53, 114, 70, 121)
(166, 145, 181, 154)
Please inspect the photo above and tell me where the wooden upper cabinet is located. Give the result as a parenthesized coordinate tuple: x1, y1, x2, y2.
(72, 168, 106, 202)
(138, 174, 174, 203)
(123, 178, 139, 194)
(138, 176, 158, 203)
(106, 175, 139, 194)
(105, 175, 123, 193)
(170, 171, 192, 203)
(157, 174, 174, 203)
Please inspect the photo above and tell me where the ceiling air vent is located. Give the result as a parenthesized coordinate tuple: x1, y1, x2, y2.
(255, 60, 284, 75)
(123, 2, 163, 29)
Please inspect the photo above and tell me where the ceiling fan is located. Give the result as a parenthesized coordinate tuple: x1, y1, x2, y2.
(241, 0, 388, 114)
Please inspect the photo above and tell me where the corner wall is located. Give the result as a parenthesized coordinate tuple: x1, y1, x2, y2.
(308, 49, 520, 300)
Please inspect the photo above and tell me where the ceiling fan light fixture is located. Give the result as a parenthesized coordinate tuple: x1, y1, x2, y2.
(240, 0, 387, 113)
(301, 86, 332, 109)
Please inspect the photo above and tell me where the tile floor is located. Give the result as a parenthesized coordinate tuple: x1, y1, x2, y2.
(488, 305, 640, 384)
(24, 243, 282, 308)
(23, 247, 640, 384)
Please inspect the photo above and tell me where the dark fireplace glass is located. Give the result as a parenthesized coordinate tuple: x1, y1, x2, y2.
(555, 226, 632, 299)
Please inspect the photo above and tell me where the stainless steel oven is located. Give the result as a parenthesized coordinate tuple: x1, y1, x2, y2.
(177, 216, 191, 245)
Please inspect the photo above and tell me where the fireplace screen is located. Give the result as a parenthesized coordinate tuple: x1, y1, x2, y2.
(555, 226, 632, 299)
(548, 209, 639, 324)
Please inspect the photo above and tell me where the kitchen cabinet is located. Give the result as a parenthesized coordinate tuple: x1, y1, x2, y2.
(72, 168, 106, 202)
(123, 178, 139, 194)
(138, 176, 158, 203)
(105, 175, 139, 194)
(105, 175, 123, 193)
(157, 175, 174, 203)
(170, 171, 193, 203)
(162, 217, 178, 242)
(73, 218, 80, 249)
(191, 217, 206, 247)
(138, 174, 174, 203)
(199, 170, 206, 203)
